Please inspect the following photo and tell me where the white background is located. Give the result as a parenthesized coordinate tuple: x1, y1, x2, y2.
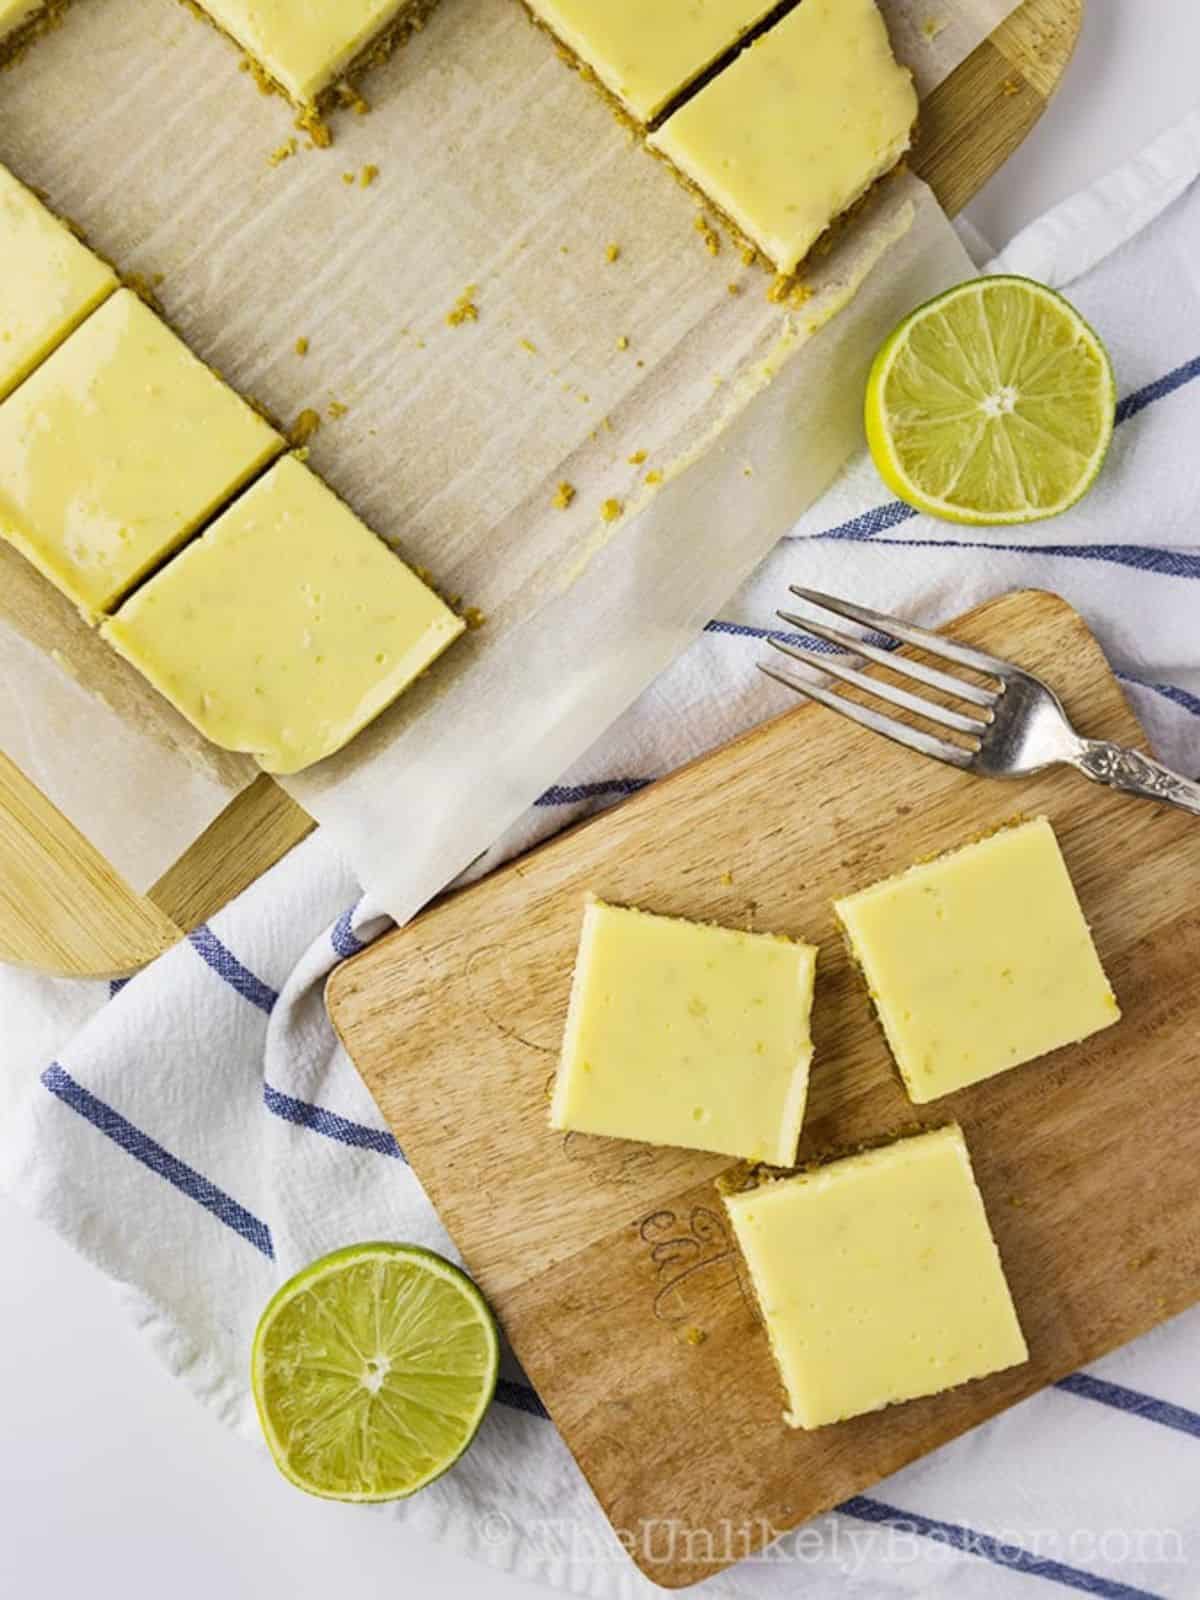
(4, 6, 1199, 1598)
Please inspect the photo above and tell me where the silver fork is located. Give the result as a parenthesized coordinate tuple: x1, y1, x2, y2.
(760, 587, 1200, 816)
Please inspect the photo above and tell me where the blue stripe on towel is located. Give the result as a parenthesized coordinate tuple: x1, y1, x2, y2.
(496, 1378, 550, 1418)
(1056, 1372, 1200, 1441)
(1116, 351, 1200, 425)
(807, 532, 1200, 580)
(331, 903, 366, 959)
(263, 1083, 405, 1161)
(705, 618, 899, 652)
(41, 1063, 275, 1259)
(535, 777, 652, 807)
(188, 924, 279, 1014)
(839, 1496, 1163, 1599)
(1118, 673, 1200, 719)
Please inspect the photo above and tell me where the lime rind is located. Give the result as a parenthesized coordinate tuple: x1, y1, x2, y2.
(865, 275, 1116, 526)
(251, 1241, 500, 1503)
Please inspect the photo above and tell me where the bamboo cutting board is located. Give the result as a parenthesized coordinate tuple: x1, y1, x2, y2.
(0, 0, 1083, 977)
(329, 589, 1200, 1590)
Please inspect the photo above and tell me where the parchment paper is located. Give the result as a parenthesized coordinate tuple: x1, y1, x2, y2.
(0, 0, 1018, 904)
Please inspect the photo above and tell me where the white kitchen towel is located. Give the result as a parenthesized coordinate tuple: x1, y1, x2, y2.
(5, 110, 1200, 1600)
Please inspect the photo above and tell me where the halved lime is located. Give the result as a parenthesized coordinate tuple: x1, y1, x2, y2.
(251, 1242, 499, 1501)
(865, 276, 1116, 525)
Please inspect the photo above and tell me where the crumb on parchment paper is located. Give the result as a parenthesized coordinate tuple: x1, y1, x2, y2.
(628, 450, 647, 466)
(294, 336, 309, 356)
(605, 242, 621, 263)
(289, 408, 321, 447)
(446, 285, 479, 327)
(553, 482, 576, 510)
(600, 498, 623, 523)
(327, 400, 349, 419)
(694, 214, 721, 257)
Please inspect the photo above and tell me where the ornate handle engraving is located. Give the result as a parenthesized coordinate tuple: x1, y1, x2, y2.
(1075, 742, 1200, 816)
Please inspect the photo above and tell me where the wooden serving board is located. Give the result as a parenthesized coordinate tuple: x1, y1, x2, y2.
(0, 0, 1083, 978)
(329, 589, 1200, 1590)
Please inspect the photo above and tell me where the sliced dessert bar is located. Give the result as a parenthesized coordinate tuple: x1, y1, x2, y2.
(195, 0, 437, 109)
(724, 1125, 1028, 1428)
(524, 0, 784, 125)
(0, 162, 117, 401)
(0, 287, 283, 618)
(835, 817, 1120, 1104)
(551, 897, 817, 1164)
(649, 0, 917, 275)
(102, 454, 464, 774)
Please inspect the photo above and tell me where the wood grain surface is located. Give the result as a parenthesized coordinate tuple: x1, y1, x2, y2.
(329, 588, 1200, 1590)
(0, 0, 1082, 976)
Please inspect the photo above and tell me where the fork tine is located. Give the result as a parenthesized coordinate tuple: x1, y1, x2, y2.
(759, 657, 975, 769)
(776, 608, 998, 710)
(789, 586, 1016, 680)
(768, 636, 988, 735)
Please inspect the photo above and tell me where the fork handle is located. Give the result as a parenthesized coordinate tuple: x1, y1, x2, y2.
(1074, 741, 1200, 817)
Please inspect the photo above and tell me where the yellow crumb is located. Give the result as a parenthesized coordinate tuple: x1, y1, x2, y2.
(336, 85, 371, 116)
(462, 606, 487, 630)
(720, 870, 734, 886)
(519, 338, 538, 354)
(616, 335, 629, 351)
(645, 470, 663, 486)
(684, 1326, 707, 1347)
(694, 214, 721, 256)
(767, 277, 815, 307)
(446, 285, 480, 327)
(342, 171, 356, 185)
(268, 138, 297, 167)
(327, 400, 348, 419)
(605, 243, 621, 264)
(600, 498, 623, 523)
(553, 482, 576, 510)
(294, 336, 309, 357)
(921, 14, 947, 40)
(727, 282, 742, 296)
(1001, 76, 1022, 96)
(360, 164, 379, 187)
(288, 408, 321, 447)
(628, 450, 647, 466)
(740, 244, 757, 267)
(296, 110, 333, 149)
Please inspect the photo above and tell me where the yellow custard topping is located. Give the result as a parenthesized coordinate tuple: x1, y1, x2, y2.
(197, 0, 424, 105)
(649, 0, 917, 274)
(102, 454, 464, 774)
(551, 897, 817, 1164)
(0, 288, 283, 618)
(724, 1125, 1028, 1428)
(835, 818, 1120, 1104)
(0, 163, 117, 402)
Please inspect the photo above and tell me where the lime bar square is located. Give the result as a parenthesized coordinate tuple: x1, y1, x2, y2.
(198, 0, 425, 106)
(836, 817, 1120, 1104)
(0, 288, 283, 618)
(551, 898, 817, 1164)
(103, 454, 464, 774)
(724, 1125, 1028, 1429)
(648, 0, 917, 274)
(0, 162, 117, 402)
